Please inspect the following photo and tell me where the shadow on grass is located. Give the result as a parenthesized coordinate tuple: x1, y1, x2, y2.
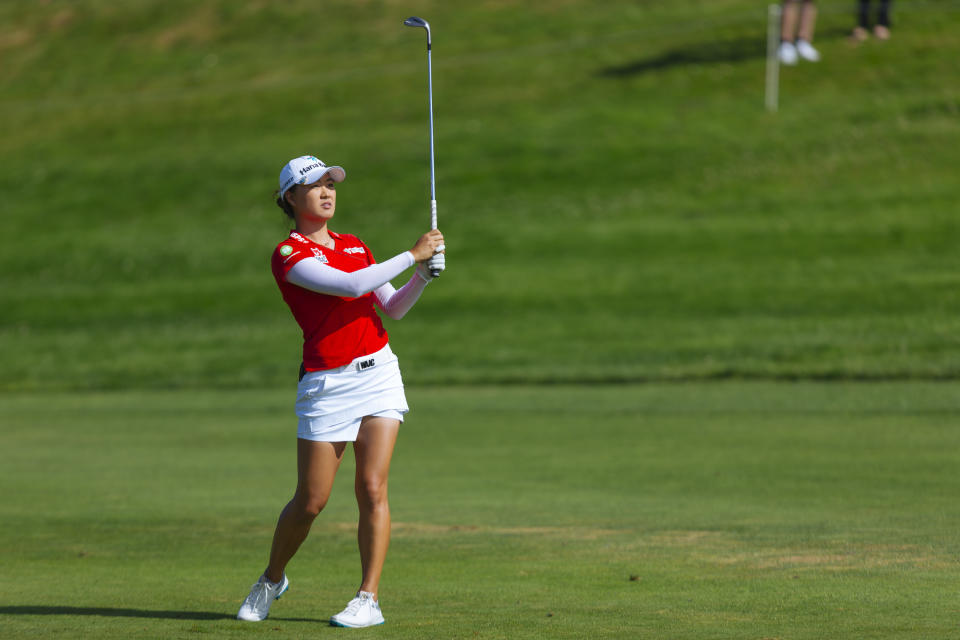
(600, 36, 764, 76)
(0, 605, 324, 623)
(600, 27, 849, 77)
(0, 606, 234, 620)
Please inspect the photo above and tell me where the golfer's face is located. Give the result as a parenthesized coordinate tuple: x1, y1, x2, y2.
(292, 175, 337, 220)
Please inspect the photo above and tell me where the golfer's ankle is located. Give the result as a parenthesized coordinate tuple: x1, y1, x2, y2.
(264, 568, 284, 584)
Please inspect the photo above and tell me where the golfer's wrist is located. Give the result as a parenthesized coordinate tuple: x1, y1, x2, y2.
(409, 249, 432, 262)
(415, 262, 434, 283)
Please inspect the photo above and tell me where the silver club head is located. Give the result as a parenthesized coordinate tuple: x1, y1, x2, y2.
(403, 16, 429, 29)
(403, 16, 431, 43)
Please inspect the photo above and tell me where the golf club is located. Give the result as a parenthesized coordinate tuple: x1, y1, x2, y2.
(404, 16, 444, 277)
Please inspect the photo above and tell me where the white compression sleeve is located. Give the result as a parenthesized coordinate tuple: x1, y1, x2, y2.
(374, 263, 433, 320)
(286, 251, 415, 298)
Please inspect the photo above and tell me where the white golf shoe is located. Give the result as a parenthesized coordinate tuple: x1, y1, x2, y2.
(237, 573, 289, 621)
(778, 41, 798, 65)
(796, 39, 820, 62)
(329, 591, 385, 628)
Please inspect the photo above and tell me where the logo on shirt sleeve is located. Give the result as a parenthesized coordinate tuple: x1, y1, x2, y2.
(280, 245, 293, 257)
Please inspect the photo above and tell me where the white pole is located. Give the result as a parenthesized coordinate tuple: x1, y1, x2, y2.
(765, 3, 781, 112)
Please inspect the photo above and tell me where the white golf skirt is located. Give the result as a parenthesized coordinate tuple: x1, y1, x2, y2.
(296, 343, 409, 442)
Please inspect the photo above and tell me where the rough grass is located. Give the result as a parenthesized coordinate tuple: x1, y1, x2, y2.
(1, 1, 959, 390)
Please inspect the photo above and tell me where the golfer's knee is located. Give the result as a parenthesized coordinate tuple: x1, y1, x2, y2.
(356, 475, 388, 507)
(292, 492, 329, 519)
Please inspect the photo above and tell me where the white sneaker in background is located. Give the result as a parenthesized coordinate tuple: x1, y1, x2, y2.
(778, 41, 798, 65)
(329, 591, 386, 628)
(796, 39, 821, 62)
(237, 573, 290, 621)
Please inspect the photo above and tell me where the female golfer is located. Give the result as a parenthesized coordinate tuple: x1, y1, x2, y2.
(237, 155, 445, 628)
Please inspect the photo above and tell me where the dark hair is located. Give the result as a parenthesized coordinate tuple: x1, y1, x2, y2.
(275, 187, 296, 220)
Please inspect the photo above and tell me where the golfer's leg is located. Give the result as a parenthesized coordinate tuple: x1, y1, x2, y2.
(265, 439, 347, 583)
(353, 417, 400, 596)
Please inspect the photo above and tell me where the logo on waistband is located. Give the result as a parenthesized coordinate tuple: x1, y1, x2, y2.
(359, 358, 375, 370)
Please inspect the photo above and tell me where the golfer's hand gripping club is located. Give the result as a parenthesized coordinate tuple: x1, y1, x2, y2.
(427, 253, 445, 278)
(427, 199, 444, 277)
(411, 227, 445, 266)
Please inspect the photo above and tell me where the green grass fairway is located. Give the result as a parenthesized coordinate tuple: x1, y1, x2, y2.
(2, 383, 958, 639)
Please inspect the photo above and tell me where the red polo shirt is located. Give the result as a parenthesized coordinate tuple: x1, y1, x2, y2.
(271, 230, 389, 371)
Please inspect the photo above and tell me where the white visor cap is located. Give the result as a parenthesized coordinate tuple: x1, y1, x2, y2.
(278, 156, 346, 199)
